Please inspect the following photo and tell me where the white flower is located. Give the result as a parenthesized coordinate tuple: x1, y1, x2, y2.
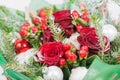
(102, 24, 118, 41)
(14, 48, 37, 65)
(69, 67, 88, 80)
(65, 32, 80, 50)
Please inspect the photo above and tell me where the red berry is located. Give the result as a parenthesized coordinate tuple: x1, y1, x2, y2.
(79, 3, 87, 10)
(79, 50, 87, 58)
(41, 18, 47, 24)
(21, 22, 30, 30)
(65, 51, 72, 58)
(59, 58, 66, 66)
(63, 43, 71, 51)
(76, 24, 83, 32)
(81, 11, 89, 22)
(81, 46, 88, 52)
(72, 10, 79, 18)
(32, 17, 39, 24)
(22, 22, 30, 27)
(31, 26, 38, 33)
(38, 9, 47, 18)
(68, 53, 77, 62)
(19, 29, 28, 37)
(21, 25, 28, 30)
(40, 24, 47, 30)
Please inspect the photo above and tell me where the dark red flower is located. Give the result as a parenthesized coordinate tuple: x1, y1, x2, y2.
(77, 27, 110, 53)
(53, 10, 75, 37)
(35, 42, 65, 65)
(53, 10, 71, 22)
(43, 28, 54, 44)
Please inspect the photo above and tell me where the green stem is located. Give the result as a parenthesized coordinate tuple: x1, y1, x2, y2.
(77, 18, 90, 26)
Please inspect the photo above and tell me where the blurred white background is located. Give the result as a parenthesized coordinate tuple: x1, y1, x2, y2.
(0, 0, 64, 11)
(0, 0, 31, 11)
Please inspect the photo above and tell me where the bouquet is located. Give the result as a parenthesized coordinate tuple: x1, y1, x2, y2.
(0, 0, 120, 80)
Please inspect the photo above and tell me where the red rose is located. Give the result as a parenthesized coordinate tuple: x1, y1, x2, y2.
(77, 27, 110, 53)
(53, 10, 71, 22)
(35, 42, 64, 65)
(53, 10, 75, 37)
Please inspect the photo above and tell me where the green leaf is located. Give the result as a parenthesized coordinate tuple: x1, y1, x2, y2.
(62, 67, 70, 80)
(86, 55, 100, 67)
(0, 6, 25, 32)
(81, 60, 86, 67)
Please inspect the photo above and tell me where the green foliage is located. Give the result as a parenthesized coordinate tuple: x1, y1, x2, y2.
(0, 6, 25, 33)
(0, 30, 15, 63)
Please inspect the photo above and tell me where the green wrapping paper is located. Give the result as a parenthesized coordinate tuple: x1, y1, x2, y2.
(0, 54, 7, 67)
(83, 58, 120, 80)
(5, 68, 31, 80)
(0, 54, 31, 80)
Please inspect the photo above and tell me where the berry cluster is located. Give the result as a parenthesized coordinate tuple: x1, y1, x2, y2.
(71, 3, 90, 33)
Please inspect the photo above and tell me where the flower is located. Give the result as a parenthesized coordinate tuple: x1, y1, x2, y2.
(35, 42, 64, 65)
(53, 10, 75, 37)
(77, 27, 110, 53)
(43, 28, 54, 43)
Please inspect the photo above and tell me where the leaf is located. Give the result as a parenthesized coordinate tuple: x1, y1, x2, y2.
(0, 6, 25, 32)
(81, 60, 86, 67)
(86, 55, 100, 67)
(62, 67, 70, 80)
